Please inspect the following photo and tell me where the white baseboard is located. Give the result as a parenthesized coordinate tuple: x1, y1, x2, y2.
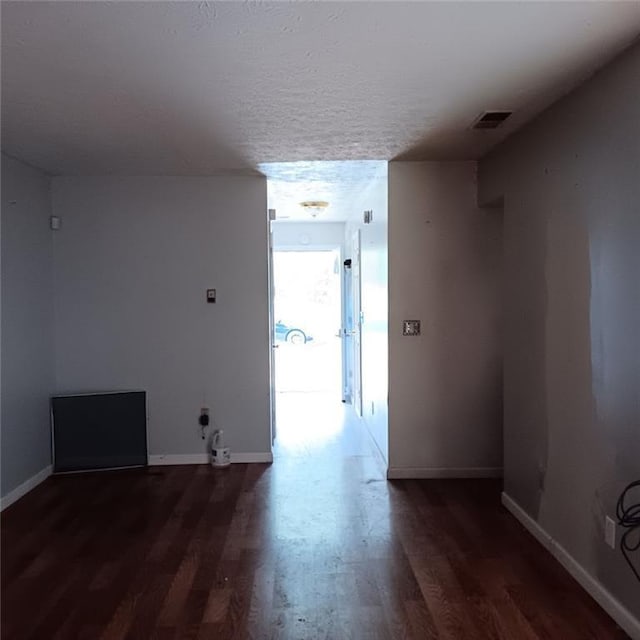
(1, 465, 52, 511)
(360, 421, 389, 477)
(148, 452, 273, 466)
(230, 452, 273, 464)
(148, 454, 208, 465)
(387, 466, 503, 479)
(502, 492, 640, 640)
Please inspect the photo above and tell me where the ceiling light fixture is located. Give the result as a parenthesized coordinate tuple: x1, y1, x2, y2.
(300, 200, 329, 218)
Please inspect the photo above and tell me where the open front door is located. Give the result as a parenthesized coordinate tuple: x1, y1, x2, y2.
(342, 230, 363, 415)
(351, 229, 363, 417)
(342, 258, 353, 404)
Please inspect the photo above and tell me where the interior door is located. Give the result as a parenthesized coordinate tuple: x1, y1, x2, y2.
(351, 230, 363, 417)
(342, 258, 353, 404)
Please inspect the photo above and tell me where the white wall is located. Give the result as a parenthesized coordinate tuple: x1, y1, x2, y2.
(272, 221, 345, 249)
(347, 175, 389, 463)
(51, 176, 271, 458)
(479, 41, 640, 625)
(388, 161, 503, 477)
(1, 154, 54, 498)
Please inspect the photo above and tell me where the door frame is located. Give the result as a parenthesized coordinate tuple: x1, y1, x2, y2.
(350, 229, 363, 417)
(268, 241, 345, 413)
(267, 215, 277, 446)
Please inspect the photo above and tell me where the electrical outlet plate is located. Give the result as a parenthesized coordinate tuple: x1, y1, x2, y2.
(605, 516, 616, 549)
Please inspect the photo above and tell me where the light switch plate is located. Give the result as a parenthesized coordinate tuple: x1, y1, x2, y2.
(403, 320, 421, 336)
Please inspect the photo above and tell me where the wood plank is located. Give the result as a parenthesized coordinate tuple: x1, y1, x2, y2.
(1, 450, 629, 639)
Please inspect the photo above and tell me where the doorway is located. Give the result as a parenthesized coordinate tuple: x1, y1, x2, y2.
(271, 248, 345, 451)
(262, 160, 389, 465)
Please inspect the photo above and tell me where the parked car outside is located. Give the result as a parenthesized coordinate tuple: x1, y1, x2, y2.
(274, 321, 313, 345)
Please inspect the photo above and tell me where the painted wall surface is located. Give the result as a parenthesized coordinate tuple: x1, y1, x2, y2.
(346, 175, 389, 463)
(51, 177, 271, 457)
(272, 221, 345, 249)
(388, 161, 503, 476)
(479, 42, 640, 620)
(1, 154, 54, 497)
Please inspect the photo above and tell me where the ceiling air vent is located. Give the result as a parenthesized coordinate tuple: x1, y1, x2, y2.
(472, 111, 512, 130)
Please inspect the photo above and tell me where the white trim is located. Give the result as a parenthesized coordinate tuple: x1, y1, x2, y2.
(1, 465, 52, 511)
(148, 454, 208, 465)
(502, 492, 640, 640)
(366, 431, 389, 478)
(272, 243, 343, 252)
(148, 453, 273, 466)
(230, 452, 273, 464)
(387, 466, 503, 479)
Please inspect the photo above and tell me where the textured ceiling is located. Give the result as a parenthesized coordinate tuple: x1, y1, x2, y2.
(263, 160, 388, 222)
(2, 1, 640, 175)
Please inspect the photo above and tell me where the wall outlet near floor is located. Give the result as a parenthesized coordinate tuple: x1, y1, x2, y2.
(199, 408, 210, 438)
(605, 516, 616, 549)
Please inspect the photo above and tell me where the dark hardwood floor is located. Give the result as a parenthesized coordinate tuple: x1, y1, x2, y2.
(1, 396, 629, 639)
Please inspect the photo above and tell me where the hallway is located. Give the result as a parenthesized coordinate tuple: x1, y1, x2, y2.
(1, 407, 627, 639)
(273, 391, 374, 460)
